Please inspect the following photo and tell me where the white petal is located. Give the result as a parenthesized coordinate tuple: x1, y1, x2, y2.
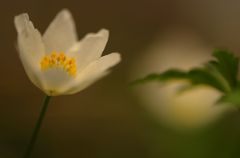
(43, 9, 77, 53)
(40, 69, 74, 96)
(67, 29, 109, 71)
(14, 13, 45, 90)
(63, 52, 121, 95)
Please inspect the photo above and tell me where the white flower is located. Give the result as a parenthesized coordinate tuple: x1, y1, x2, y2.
(14, 9, 121, 96)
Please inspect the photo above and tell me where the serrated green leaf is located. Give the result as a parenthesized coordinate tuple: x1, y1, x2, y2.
(187, 68, 229, 92)
(211, 49, 239, 89)
(130, 69, 187, 86)
(204, 63, 231, 93)
(131, 68, 228, 92)
(131, 49, 239, 96)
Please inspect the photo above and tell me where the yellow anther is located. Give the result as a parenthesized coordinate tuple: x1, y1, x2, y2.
(40, 52, 77, 77)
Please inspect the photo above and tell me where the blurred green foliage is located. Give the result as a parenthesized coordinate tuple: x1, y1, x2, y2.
(132, 50, 240, 106)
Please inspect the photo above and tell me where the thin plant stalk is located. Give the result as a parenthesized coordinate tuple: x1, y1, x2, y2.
(23, 95, 51, 158)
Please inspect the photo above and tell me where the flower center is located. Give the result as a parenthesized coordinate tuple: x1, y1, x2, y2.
(40, 52, 77, 77)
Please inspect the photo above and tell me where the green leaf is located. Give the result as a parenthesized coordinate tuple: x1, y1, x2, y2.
(131, 49, 239, 95)
(219, 90, 240, 106)
(187, 68, 229, 92)
(130, 69, 187, 86)
(211, 49, 239, 89)
(204, 63, 231, 93)
(131, 68, 228, 92)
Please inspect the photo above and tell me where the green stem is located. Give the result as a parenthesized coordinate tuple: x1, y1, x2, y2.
(23, 95, 51, 158)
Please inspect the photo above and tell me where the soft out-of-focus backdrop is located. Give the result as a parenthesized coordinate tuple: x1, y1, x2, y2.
(2, 0, 240, 158)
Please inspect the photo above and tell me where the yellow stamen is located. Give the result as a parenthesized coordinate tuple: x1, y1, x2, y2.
(40, 51, 77, 77)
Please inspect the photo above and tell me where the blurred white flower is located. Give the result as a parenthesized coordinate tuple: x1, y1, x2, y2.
(14, 9, 121, 96)
(130, 30, 232, 129)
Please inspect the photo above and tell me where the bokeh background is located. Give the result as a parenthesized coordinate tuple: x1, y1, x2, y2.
(2, 0, 240, 157)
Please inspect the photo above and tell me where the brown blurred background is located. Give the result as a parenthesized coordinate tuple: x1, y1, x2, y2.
(2, 0, 240, 158)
